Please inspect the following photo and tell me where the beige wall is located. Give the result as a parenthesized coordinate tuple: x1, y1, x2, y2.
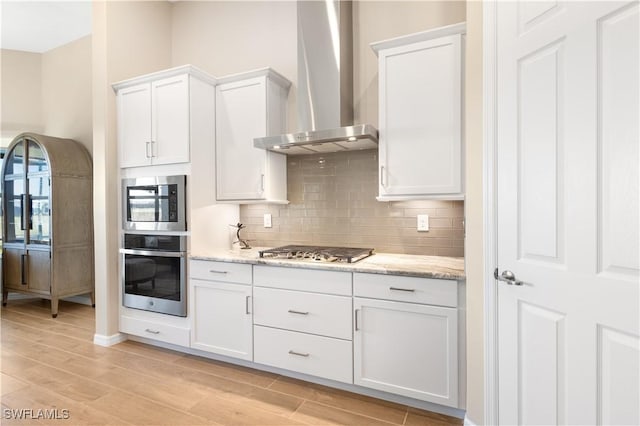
(0, 49, 44, 144)
(42, 36, 93, 154)
(1, 37, 92, 153)
(464, 1, 484, 424)
(92, 0, 172, 339)
(171, 1, 297, 131)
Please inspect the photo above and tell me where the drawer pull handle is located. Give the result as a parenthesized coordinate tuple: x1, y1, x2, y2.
(287, 309, 309, 315)
(389, 287, 415, 292)
(209, 270, 228, 274)
(288, 350, 310, 357)
(145, 328, 160, 335)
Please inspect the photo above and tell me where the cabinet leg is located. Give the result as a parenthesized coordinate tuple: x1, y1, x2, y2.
(51, 297, 59, 318)
(90, 291, 95, 308)
(2, 290, 7, 307)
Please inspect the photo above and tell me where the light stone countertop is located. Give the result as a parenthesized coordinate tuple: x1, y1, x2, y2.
(190, 247, 465, 280)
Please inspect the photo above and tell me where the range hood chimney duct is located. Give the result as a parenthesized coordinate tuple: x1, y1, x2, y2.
(254, 0, 378, 155)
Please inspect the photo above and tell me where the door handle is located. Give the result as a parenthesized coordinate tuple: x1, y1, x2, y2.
(150, 141, 156, 157)
(355, 308, 360, 331)
(20, 194, 27, 230)
(21, 254, 27, 285)
(145, 141, 151, 158)
(246, 295, 251, 314)
(494, 268, 523, 286)
(28, 194, 33, 230)
(380, 166, 386, 187)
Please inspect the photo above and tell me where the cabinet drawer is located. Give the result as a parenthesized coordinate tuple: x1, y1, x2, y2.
(253, 287, 352, 340)
(189, 260, 252, 284)
(353, 273, 457, 307)
(254, 326, 353, 384)
(120, 315, 190, 347)
(254, 265, 352, 296)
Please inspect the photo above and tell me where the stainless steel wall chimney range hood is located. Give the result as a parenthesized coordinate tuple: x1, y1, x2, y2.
(254, 0, 378, 155)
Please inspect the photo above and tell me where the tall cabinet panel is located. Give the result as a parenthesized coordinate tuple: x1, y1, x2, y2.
(2, 133, 94, 317)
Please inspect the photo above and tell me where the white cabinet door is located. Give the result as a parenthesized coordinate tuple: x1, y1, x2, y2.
(377, 34, 463, 199)
(353, 297, 458, 407)
(216, 77, 267, 200)
(191, 279, 253, 361)
(117, 83, 152, 168)
(151, 74, 190, 165)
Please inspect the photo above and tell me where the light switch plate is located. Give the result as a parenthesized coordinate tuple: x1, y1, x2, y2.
(263, 213, 272, 228)
(417, 214, 429, 232)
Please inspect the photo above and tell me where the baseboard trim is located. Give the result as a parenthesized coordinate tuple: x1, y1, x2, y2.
(464, 414, 478, 426)
(93, 332, 127, 347)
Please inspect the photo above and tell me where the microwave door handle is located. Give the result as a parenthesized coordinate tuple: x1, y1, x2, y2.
(120, 248, 185, 257)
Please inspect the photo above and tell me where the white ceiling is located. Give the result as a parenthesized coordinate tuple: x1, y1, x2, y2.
(1, 1, 92, 53)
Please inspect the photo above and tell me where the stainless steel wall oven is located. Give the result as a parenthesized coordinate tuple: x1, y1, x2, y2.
(121, 234, 187, 317)
(122, 175, 186, 232)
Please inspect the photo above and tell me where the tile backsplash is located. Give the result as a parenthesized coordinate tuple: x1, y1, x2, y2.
(239, 150, 464, 257)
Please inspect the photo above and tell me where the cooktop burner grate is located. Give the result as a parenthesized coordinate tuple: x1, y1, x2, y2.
(258, 245, 374, 263)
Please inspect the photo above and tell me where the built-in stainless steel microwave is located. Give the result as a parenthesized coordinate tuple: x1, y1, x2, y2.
(122, 175, 186, 232)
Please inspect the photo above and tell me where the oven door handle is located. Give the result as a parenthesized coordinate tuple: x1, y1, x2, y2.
(120, 248, 185, 258)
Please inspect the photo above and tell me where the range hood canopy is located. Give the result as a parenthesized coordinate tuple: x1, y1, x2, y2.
(254, 0, 378, 155)
(254, 124, 377, 155)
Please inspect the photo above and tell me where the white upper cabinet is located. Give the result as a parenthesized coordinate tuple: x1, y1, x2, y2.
(215, 69, 290, 203)
(114, 66, 216, 168)
(372, 23, 465, 200)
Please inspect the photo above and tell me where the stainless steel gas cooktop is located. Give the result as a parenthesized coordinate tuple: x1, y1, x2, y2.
(258, 245, 374, 263)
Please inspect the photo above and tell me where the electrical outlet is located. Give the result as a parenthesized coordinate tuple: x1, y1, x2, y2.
(417, 214, 429, 232)
(263, 213, 272, 228)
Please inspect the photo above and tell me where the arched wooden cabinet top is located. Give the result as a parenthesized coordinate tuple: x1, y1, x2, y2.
(3, 132, 92, 178)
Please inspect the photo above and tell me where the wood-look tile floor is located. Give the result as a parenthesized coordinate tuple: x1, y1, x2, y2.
(1, 299, 463, 426)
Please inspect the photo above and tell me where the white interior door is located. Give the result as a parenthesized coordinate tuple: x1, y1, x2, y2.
(495, 1, 639, 425)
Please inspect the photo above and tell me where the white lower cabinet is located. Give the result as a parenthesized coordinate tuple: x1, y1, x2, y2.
(120, 314, 190, 347)
(353, 297, 458, 407)
(253, 286, 352, 340)
(190, 261, 253, 360)
(254, 325, 352, 384)
(187, 261, 463, 410)
(252, 266, 353, 383)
